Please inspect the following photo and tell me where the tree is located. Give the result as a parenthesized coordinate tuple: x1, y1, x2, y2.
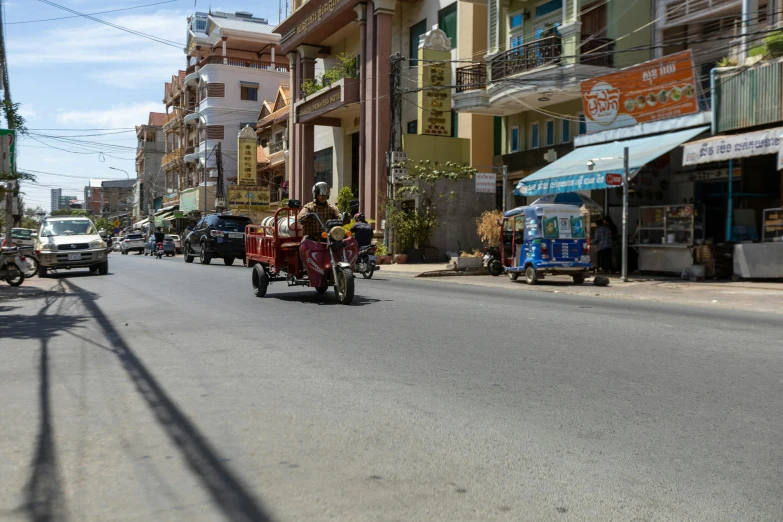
(387, 159, 476, 252)
(20, 204, 46, 230)
(50, 209, 87, 216)
(337, 186, 355, 214)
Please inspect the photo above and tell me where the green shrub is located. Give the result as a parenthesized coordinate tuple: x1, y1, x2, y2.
(336, 186, 355, 213)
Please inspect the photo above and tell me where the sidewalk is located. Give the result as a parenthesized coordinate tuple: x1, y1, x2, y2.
(378, 262, 783, 315)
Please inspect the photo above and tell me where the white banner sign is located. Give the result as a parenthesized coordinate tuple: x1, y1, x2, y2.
(475, 172, 496, 194)
(682, 127, 783, 166)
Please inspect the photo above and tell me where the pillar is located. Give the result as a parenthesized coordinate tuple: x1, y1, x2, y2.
(355, 3, 368, 216)
(271, 47, 276, 65)
(222, 37, 227, 65)
(362, 1, 376, 220)
(298, 45, 320, 200)
(373, 0, 395, 224)
(288, 51, 299, 201)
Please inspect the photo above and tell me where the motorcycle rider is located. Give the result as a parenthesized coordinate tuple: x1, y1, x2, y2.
(153, 227, 165, 253)
(297, 182, 343, 240)
(350, 213, 374, 248)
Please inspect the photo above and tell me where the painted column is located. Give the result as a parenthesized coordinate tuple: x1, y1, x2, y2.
(222, 37, 227, 65)
(374, 1, 395, 225)
(363, 1, 376, 219)
(271, 47, 275, 66)
(299, 45, 320, 200)
(355, 3, 368, 216)
(288, 51, 299, 201)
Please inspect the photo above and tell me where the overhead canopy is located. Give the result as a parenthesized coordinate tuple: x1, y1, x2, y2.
(515, 126, 709, 197)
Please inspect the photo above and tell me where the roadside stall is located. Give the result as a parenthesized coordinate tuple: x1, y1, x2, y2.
(733, 208, 783, 278)
(636, 203, 703, 273)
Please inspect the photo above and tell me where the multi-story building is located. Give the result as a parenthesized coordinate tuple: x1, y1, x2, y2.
(134, 113, 166, 221)
(168, 10, 289, 216)
(100, 180, 136, 219)
(83, 180, 103, 216)
(256, 81, 291, 203)
(50, 189, 80, 212)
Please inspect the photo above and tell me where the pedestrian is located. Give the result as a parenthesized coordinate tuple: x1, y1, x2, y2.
(593, 218, 613, 274)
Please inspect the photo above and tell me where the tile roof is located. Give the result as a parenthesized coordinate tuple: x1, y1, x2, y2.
(148, 112, 166, 127)
(257, 145, 270, 164)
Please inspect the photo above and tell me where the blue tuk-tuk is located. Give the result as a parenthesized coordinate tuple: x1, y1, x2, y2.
(500, 203, 591, 284)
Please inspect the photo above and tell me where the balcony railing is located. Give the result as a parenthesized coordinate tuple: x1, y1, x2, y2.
(662, 0, 739, 26)
(456, 63, 487, 93)
(490, 36, 562, 81)
(268, 141, 286, 154)
(162, 148, 184, 168)
(486, 35, 615, 83)
(163, 109, 183, 127)
(200, 55, 289, 73)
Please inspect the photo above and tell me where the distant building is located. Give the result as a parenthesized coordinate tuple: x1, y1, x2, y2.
(100, 179, 136, 219)
(83, 179, 104, 215)
(50, 188, 80, 212)
(134, 112, 166, 220)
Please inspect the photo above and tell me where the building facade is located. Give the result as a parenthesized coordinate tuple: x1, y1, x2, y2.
(134, 113, 166, 221)
(100, 180, 136, 220)
(83, 180, 103, 216)
(165, 10, 289, 217)
(50, 189, 80, 212)
(256, 82, 291, 204)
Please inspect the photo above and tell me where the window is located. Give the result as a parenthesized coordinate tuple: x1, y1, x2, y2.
(535, 0, 562, 19)
(407, 120, 418, 134)
(451, 110, 458, 137)
(530, 122, 540, 149)
(409, 19, 427, 66)
(509, 11, 525, 51)
(313, 147, 333, 187)
(438, 3, 457, 48)
(510, 126, 519, 152)
(578, 113, 586, 135)
(561, 118, 570, 143)
(241, 86, 258, 101)
(546, 119, 554, 146)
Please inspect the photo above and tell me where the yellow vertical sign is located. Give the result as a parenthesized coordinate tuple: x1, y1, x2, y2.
(237, 125, 257, 186)
(417, 26, 452, 136)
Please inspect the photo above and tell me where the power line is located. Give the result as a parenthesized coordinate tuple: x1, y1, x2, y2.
(36, 0, 184, 48)
(8, 0, 183, 25)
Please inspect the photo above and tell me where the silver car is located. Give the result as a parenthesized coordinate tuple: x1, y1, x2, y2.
(121, 233, 145, 254)
(35, 216, 108, 277)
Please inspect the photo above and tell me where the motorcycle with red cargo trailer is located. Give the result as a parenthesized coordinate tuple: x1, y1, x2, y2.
(244, 200, 359, 304)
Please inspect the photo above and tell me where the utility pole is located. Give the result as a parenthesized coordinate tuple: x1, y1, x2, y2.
(386, 52, 405, 252)
(621, 147, 629, 283)
(215, 142, 224, 213)
(0, 0, 15, 241)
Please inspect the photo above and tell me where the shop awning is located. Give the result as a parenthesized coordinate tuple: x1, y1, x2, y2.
(133, 218, 149, 229)
(681, 126, 783, 165)
(514, 126, 709, 197)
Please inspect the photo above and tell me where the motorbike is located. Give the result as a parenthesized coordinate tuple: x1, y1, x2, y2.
(354, 243, 379, 279)
(246, 203, 358, 304)
(483, 246, 503, 276)
(0, 246, 29, 286)
(155, 242, 164, 259)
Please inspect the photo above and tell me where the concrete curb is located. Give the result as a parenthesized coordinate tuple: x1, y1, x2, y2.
(416, 269, 488, 278)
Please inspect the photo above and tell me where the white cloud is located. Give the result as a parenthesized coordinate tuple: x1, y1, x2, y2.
(57, 101, 164, 129)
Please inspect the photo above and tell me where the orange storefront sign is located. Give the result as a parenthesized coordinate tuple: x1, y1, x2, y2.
(581, 50, 699, 133)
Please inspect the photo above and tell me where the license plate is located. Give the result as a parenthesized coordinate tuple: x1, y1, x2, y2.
(369, 255, 376, 262)
(580, 255, 590, 263)
(68, 253, 81, 261)
(229, 233, 243, 239)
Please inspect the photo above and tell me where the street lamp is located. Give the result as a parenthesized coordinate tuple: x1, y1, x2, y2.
(110, 166, 129, 180)
(587, 147, 630, 283)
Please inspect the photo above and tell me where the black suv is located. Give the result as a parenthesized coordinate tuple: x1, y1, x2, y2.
(183, 214, 252, 266)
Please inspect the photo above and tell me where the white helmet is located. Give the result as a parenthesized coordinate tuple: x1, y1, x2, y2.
(313, 181, 330, 201)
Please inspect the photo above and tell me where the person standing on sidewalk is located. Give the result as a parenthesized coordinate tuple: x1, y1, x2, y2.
(594, 218, 613, 274)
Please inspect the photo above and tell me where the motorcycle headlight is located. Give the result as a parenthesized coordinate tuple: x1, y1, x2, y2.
(90, 239, 105, 248)
(329, 226, 346, 241)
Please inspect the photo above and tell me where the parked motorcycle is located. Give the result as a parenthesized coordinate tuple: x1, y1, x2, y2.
(0, 246, 29, 286)
(483, 246, 503, 276)
(20, 248, 39, 278)
(354, 244, 379, 279)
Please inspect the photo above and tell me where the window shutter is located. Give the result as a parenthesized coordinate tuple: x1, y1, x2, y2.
(489, 0, 498, 54)
(205, 125, 224, 140)
(206, 83, 225, 98)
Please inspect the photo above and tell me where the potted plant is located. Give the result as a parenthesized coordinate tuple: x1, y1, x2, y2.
(375, 244, 392, 265)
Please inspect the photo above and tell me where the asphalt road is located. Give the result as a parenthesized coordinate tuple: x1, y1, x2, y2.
(1, 253, 782, 521)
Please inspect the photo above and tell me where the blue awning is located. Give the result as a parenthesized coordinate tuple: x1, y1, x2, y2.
(514, 126, 709, 197)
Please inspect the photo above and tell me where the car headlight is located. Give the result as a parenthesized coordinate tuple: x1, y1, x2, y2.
(90, 239, 105, 248)
(329, 226, 346, 241)
(41, 244, 55, 251)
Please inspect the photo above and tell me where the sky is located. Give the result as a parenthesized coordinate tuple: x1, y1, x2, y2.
(5, 0, 281, 212)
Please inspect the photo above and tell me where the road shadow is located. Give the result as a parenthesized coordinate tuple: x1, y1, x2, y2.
(267, 291, 386, 306)
(12, 292, 74, 522)
(42, 271, 112, 279)
(62, 279, 273, 522)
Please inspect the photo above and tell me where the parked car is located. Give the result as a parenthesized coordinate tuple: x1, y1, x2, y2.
(144, 235, 176, 257)
(183, 214, 251, 265)
(35, 216, 108, 276)
(168, 234, 182, 253)
(1, 228, 37, 248)
(121, 233, 145, 254)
